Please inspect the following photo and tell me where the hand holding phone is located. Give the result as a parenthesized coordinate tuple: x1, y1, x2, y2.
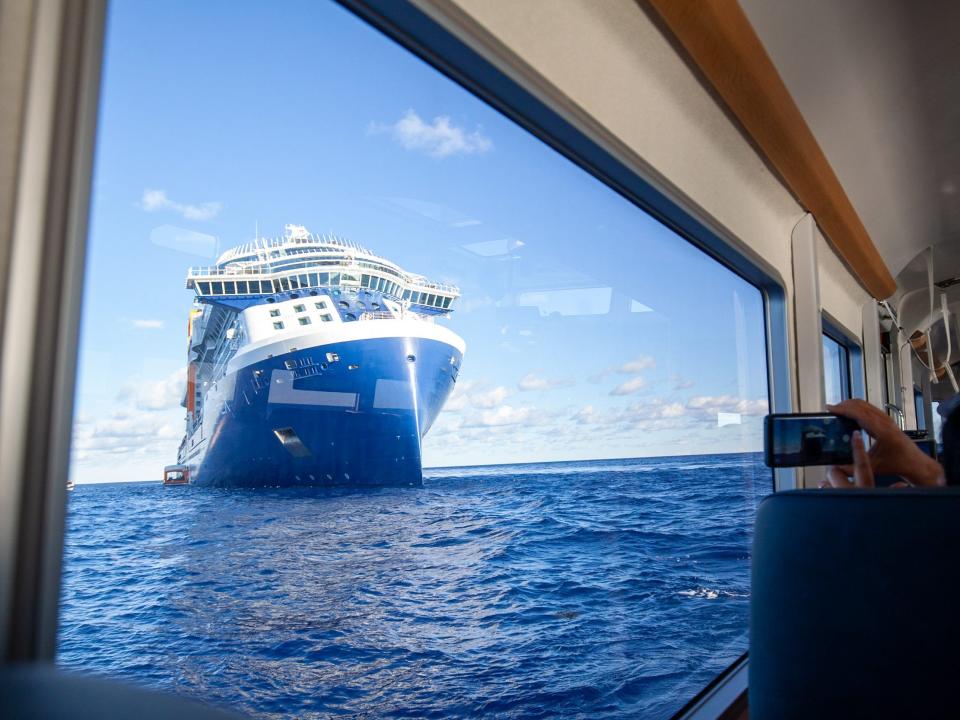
(764, 413, 859, 468)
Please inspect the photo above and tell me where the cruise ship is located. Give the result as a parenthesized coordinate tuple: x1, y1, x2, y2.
(166, 224, 465, 487)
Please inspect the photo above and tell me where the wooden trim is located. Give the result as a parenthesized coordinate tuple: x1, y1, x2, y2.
(645, 0, 897, 299)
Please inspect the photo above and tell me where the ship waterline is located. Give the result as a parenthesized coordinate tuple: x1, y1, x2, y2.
(175, 225, 465, 487)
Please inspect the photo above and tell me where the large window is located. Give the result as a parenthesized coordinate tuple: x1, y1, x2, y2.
(59, 2, 775, 718)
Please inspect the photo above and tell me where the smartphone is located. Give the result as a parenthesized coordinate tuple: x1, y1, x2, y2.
(764, 413, 861, 468)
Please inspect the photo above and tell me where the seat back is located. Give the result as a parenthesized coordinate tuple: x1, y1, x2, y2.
(750, 489, 960, 719)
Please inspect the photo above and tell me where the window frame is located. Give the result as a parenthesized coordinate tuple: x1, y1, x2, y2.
(821, 312, 865, 403)
(5, 6, 795, 720)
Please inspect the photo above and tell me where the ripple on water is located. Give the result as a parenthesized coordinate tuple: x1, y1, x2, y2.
(59, 453, 771, 719)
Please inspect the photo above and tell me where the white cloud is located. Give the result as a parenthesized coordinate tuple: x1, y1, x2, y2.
(685, 395, 768, 418)
(133, 319, 164, 329)
(139, 189, 222, 221)
(117, 368, 186, 412)
(517, 372, 574, 392)
(610, 376, 647, 396)
(471, 385, 512, 409)
(468, 405, 533, 427)
(370, 109, 493, 158)
(618, 355, 656, 374)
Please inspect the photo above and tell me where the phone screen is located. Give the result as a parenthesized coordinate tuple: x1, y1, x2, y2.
(764, 414, 860, 467)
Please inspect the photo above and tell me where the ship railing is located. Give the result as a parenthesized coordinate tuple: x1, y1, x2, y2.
(211, 338, 239, 380)
(409, 280, 460, 294)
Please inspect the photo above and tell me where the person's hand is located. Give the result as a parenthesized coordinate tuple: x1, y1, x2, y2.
(826, 399, 945, 487)
(822, 431, 874, 488)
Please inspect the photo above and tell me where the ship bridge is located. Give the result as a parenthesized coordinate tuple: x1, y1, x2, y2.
(185, 224, 459, 314)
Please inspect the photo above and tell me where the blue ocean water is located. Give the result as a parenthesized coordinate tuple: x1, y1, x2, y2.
(58, 453, 771, 719)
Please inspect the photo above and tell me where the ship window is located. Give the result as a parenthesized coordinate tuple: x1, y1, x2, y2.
(821, 316, 863, 405)
(442, 297, 451, 309)
(343, 313, 356, 321)
(371, 302, 380, 310)
(224, 281, 236, 294)
(330, 273, 340, 286)
(299, 274, 309, 288)
(319, 273, 329, 285)
(288, 276, 300, 289)
(309, 273, 319, 287)
(293, 304, 305, 313)
(361, 274, 371, 287)
(269, 309, 280, 317)
(338, 300, 349, 308)
(211, 281, 223, 295)
(197, 282, 210, 295)
(315, 301, 326, 310)
(236, 281, 248, 294)
(298, 317, 311, 326)
(58, 3, 780, 719)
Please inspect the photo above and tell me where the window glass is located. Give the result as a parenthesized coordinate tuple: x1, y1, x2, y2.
(822, 333, 850, 405)
(61, 3, 772, 719)
(915, 389, 927, 432)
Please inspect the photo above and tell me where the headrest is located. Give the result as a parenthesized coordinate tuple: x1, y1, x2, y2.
(751, 489, 960, 719)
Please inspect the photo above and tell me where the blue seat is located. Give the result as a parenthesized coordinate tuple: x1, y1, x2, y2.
(1, 664, 245, 719)
(750, 489, 960, 719)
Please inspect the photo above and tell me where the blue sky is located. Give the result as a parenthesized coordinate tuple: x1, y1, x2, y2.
(70, 0, 769, 483)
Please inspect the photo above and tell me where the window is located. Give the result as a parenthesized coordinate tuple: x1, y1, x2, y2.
(298, 317, 311, 326)
(822, 333, 851, 405)
(315, 301, 326, 310)
(59, 3, 782, 719)
(269, 309, 280, 317)
(915, 388, 927, 432)
(293, 304, 306, 313)
(821, 317, 864, 405)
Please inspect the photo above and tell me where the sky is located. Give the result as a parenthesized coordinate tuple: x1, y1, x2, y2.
(70, 0, 770, 483)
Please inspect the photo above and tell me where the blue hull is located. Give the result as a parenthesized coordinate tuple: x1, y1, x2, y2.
(183, 336, 461, 487)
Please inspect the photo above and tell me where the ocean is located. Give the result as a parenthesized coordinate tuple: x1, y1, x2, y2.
(58, 453, 772, 719)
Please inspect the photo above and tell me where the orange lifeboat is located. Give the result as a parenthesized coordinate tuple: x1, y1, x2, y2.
(163, 465, 189, 486)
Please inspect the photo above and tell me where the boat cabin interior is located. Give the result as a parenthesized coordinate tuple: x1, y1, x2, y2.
(2, 0, 959, 718)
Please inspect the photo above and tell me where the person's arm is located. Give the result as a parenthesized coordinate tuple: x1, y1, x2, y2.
(827, 399, 945, 487)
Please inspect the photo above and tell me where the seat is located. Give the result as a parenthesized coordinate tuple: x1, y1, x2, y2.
(1, 663, 245, 719)
(750, 489, 960, 719)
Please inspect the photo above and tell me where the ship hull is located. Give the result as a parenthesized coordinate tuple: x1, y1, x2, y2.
(180, 334, 461, 488)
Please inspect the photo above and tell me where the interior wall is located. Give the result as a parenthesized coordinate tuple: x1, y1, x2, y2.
(816, 231, 870, 339)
